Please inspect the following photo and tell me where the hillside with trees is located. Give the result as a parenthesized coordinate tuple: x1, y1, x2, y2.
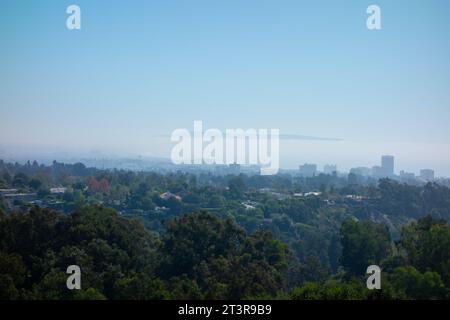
(1, 160, 450, 299)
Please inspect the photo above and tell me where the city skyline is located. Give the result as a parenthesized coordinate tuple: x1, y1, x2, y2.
(0, 151, 443, 179)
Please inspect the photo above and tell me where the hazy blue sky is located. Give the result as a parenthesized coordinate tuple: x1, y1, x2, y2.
(1, 1, 450, 175)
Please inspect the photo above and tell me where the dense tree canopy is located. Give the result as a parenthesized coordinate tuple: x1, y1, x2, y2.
(1, 160, 450, 300)
(340, 219, 392, 277)
(0, 206, 290, 299)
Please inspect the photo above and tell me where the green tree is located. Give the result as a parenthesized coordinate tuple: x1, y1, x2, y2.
(291, 279, 370, 300)
(340, 219, 391, 277)
(228, 176, 246, 199)
(160, 211, 289, 299)
(0, 252, 27, 299)
(113, 273, 169, 300)
(391, 266, 447, 299)
(399, 215, 450, 287)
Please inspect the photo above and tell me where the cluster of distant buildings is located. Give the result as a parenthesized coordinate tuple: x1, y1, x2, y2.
(159, 156, 436, 182)
(299, 155, 436, 182)
(0, 187, 67, 211)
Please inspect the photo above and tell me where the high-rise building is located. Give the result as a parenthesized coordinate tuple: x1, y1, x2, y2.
(420, 169, 435, 181)
(350, 167, 372, 177)
(399, 170, 415, 179)
(372, 166, 384, 177)
(324, 164, 337, 175)
(381, 155, 394, 177)
(299, 163, 317, 177)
